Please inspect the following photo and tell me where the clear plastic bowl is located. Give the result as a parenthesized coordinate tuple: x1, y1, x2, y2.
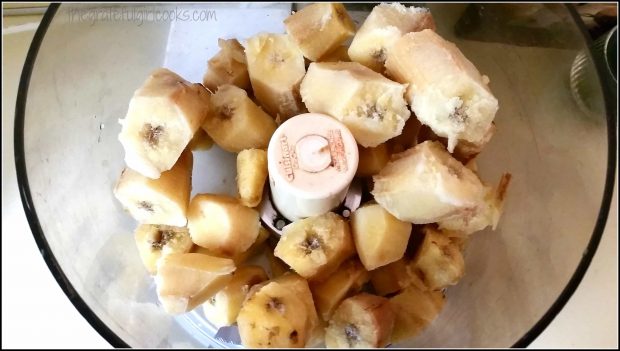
(15, 3, 616, 348)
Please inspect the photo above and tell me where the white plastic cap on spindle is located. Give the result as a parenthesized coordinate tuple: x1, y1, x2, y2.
(267, 113, 359, 221)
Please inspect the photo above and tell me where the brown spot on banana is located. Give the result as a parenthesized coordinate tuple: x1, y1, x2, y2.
(141, 123, 164, 147)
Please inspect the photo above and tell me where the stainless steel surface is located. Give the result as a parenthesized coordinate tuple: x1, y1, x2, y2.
(15, 3, 614, 348)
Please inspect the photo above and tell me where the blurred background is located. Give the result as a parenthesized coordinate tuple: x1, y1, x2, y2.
(2, 2, 617, 348)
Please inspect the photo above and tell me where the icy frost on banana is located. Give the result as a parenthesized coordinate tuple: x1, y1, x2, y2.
(300, 61, 410, 147)
(372, 141, 487, 224)
(245, 33, 306, 121)
(348, 3, 435, 72)
(118, 68, 209, 179)
(438, 173, 512, 234)
(385, 29, 498, 152)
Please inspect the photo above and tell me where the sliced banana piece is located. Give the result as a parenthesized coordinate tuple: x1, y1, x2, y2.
(385, 29, 498, 152)
(155, 253, 235, 314)
(245, 33, 306, 121)
(389, 286, 445, 343)
(348, 3, 435, 72)
(203, 38, 251, 92)
(284, 3, 356, 61)
(438, 172, 512, 234)
(300, 61, 410, 147)
(310, 258, 369, 321)
(187, 194, 260, 258)
(236, 149, 268, 207)
(411, 225, 465, 290)
(274, 212, 355, 281)
(356, 143, 391, 177)
(203, 84, 277, 153)
(191, 226, 269, 266)
(369, 258, 427, 296)
(134, 224, 193, 275)
(118, 68, 209, 179)
(237, 281, 309, 348)
(114, 150, 192, 227)
(273, 273, 324, 347)
(417, 122, 496, 163)
(350, 203, 412, 270)
(325, 293, 395, 348)
(372, 141, 488, 224)
(203, 265, 268, 328)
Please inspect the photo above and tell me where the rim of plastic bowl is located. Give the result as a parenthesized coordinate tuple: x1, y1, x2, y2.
(13, 3, 616, 349)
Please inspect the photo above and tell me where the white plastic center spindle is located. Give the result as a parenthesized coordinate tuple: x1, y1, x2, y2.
(267, 113, 358, 221)
(296, 135, 332, 173)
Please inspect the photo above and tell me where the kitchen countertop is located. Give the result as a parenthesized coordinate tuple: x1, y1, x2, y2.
(2, 8, 617, 349)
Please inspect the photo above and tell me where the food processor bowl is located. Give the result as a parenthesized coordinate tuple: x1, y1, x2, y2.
(14, 3, 616, 348)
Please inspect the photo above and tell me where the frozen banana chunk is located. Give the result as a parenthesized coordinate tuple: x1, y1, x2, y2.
(273, 273, 324, 347)
(203, 38, 251, 92)
(386, 29, 499, 152)
(187, 194, 260, 258)
(356, 143, 390, 177)
(439, 173, 512, 234)
(237, 281, 309, 348)
(274, 212, 355, 281)
(411, 226, 465, 290)
(236, 149, 268, 207)
(114, 150, 192, 227)
(284, 3, 356, 61)
(245, 33, 306, 121)
(155, 253, 235, 314)
(203, 265, 268, 328)
(310, 258, 369, 321)
(389, 286, 445, 342)
(119, 68, 209, 178)
(372, 141, 488, 224)
(351, 203, 412, 270)
(417, 123, 496, 163)
(369, 258, 427, 296)
(203, 84, 277, 153)
(348, 3, 435, 72)
(325, 293, 395, 348)
(191, 226, 269, 266)
(300, 61, 411, 147)
(318, 45, 351, 63)
(134, 224, 193, 275)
